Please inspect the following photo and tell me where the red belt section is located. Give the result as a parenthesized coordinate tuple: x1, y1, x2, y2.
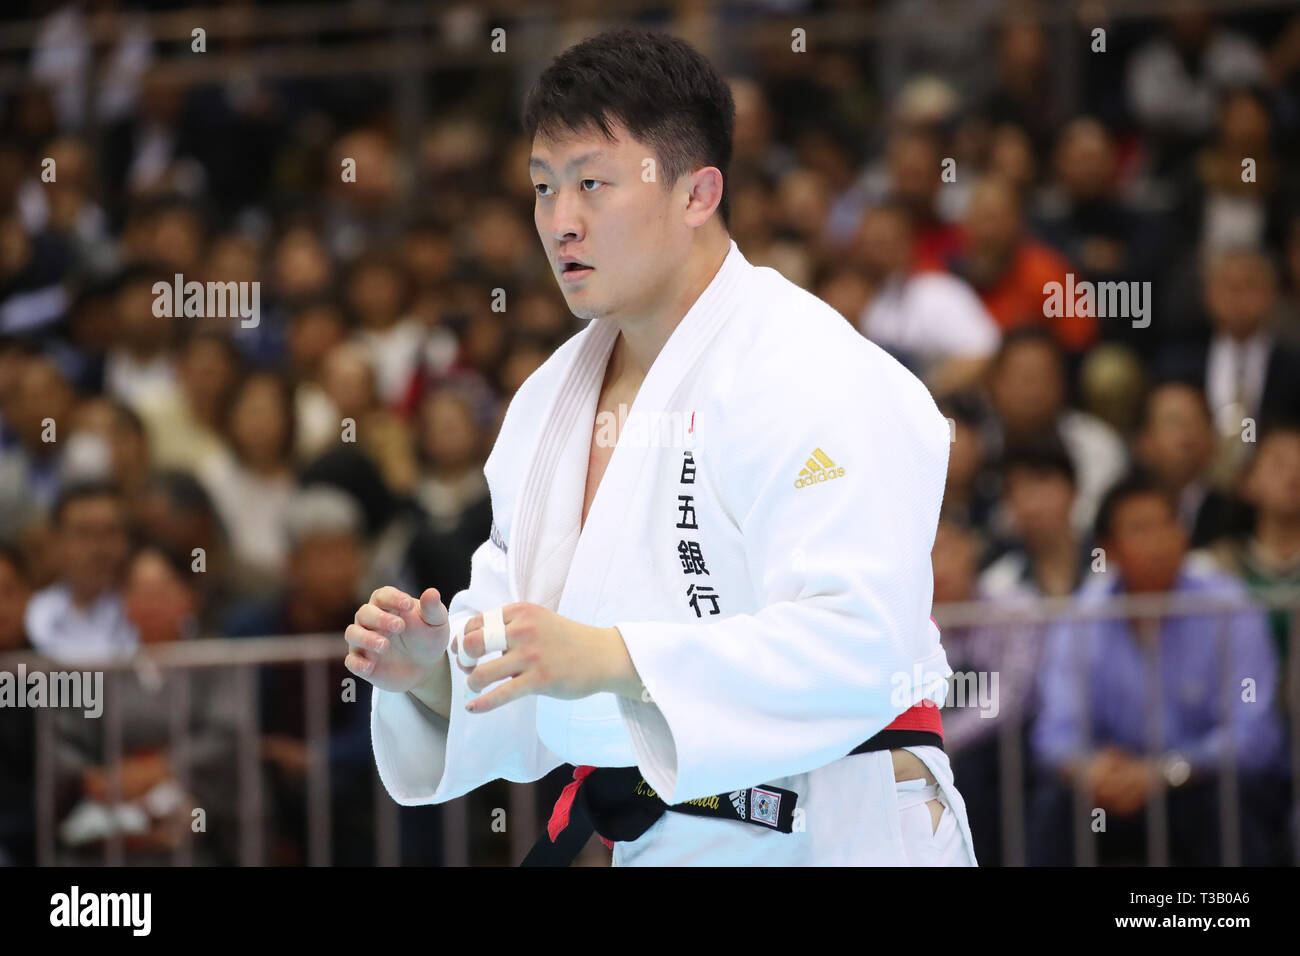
(883, 696, 945, 737)
(546, 700, 942, 847)
(548, 765, 615, 849)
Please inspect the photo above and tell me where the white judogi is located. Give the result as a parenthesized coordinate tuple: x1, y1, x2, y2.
(371, 240, 978, 865)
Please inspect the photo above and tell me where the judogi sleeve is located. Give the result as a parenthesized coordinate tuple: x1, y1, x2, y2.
(370, 414, 564, 805)
(614, 338, 953, 803)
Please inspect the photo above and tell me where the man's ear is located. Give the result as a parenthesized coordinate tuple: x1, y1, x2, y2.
(683, 166, 724, 227)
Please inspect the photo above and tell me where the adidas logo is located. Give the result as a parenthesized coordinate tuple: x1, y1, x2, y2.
(729, 790, 747, 819)
(794, 448, 846, 489)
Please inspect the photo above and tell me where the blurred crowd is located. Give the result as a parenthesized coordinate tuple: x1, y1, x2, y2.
(1, 0, 1299, 866)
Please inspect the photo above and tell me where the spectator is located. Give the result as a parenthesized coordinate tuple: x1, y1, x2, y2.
(1028, 470, 1287, 865)
(270, 224, 335, 307)
(323, 127, 404, 263)
(1133, 380, 1244, 549)
(197, 370, 297, 599)
(100, 68, 205, 215)
(318, 343, 417, 496)
(853, 202, 1000, 395)
(135, 331, 241, 474)
(727, 76, 799, 186)
(285, 299, 349, 463)
(980, 435, 1095, 598)
(102, 264, 178, 411)
(346, 251, 425, 411)
(299, 447, 422, 602)
(221, 487, 375, 865)
(0, 353, 78, 529)
(1126, 9, 1267, 169)
(1033, 118, 1167, 346)
(1158, 247, 1300, 487)
(936, 390, 999, 533)
(1172, 87, 1288, 258)
(0, 544, 35, 865)
(134, 469, 232, 635)
(983, 17, 1060, 155)
(413, 380, 493, 534)
(65, 396, 151, 506)
(983, 327, 1128, 535)
(24, 479, 135, 664)
(947, 176, 1094, 354)
(15, 136, 116, 280)
(1208, 420, 1300, 673)
(863, 126, 965, 267)
(932, 512, 1040, 868)
(54, 543, 241, 866)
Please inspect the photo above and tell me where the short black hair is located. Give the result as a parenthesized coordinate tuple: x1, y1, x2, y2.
(1136, 376, 1213, 434)
(1000, 434, 1077, 487)
(222, 369, 298, 463)
(1243, 416, 1300, 472)
(1092, 468, 1173, 542)
(936, 390, 986, 429)
(51, 478, 125, 527)
(129, 537, 195, 585)
(521, 27, 736, 227)
(863, 198, 916, 231)
(992, 325, 1065, 372)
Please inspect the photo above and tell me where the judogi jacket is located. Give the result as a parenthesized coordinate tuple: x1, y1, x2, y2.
(372, 240, 978, 865)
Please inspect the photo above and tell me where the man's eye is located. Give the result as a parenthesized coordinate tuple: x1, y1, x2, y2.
(580, 179, 601, 191)
(534, 183, 552, 196)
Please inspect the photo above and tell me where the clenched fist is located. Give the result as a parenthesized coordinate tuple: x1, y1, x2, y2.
(344, 586, 450, 695)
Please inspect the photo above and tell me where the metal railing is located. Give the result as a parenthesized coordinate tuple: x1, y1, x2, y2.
(932, 584, 1300, 867)
(2, 584, 1296, 866)
(2, 634, 540, 867)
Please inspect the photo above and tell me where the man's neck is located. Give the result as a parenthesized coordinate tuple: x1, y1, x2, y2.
(68, 583, 106, 611)
(1255, 512, 1300, 568)
(612, 229, 732, 378)
(1219, 325, 1268, 346)
(1028, 527, 1077, 561)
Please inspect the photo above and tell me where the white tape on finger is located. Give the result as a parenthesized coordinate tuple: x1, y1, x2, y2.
(457, 606, 507, 669)
(456, 630, 476, 669)
(483, 606, 508, 654)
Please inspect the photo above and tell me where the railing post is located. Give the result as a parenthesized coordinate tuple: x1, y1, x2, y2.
(169, 668, 194, 866)
(236, 664, 264, 866)
(509, 781, 536, 865)
(998, 621, 1027, 867)
(305, 659, 331, 867)
(1288, 607, 1300, 867)
(1071, 618, 1096, 867)
(443, 796, 469, 867)
(1217, 610, 1241, 866)
(34, 703, 54, 866)
(104, 670, 124, 867)
(374, 768, 399, 866)
(1142, 615, 1169, 868)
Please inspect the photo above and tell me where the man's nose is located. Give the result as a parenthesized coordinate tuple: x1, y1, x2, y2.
(550, 191, 584, 243)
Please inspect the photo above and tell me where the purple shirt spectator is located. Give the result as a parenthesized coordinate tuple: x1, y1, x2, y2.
(1032, 560, 1284, 777)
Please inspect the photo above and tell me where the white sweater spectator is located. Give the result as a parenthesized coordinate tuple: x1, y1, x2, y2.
(857, 271, 1001, 367)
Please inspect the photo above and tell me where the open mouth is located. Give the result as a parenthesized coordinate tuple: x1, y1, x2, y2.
(561, 260, 594, 282)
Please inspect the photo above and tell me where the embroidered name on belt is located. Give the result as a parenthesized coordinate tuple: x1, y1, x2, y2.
(634, 777, 799, 833)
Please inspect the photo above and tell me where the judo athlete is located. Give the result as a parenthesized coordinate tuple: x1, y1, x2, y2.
(345, 27, 977, 866)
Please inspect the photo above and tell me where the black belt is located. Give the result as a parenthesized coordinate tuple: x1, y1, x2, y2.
(520, 727, 942, 866)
